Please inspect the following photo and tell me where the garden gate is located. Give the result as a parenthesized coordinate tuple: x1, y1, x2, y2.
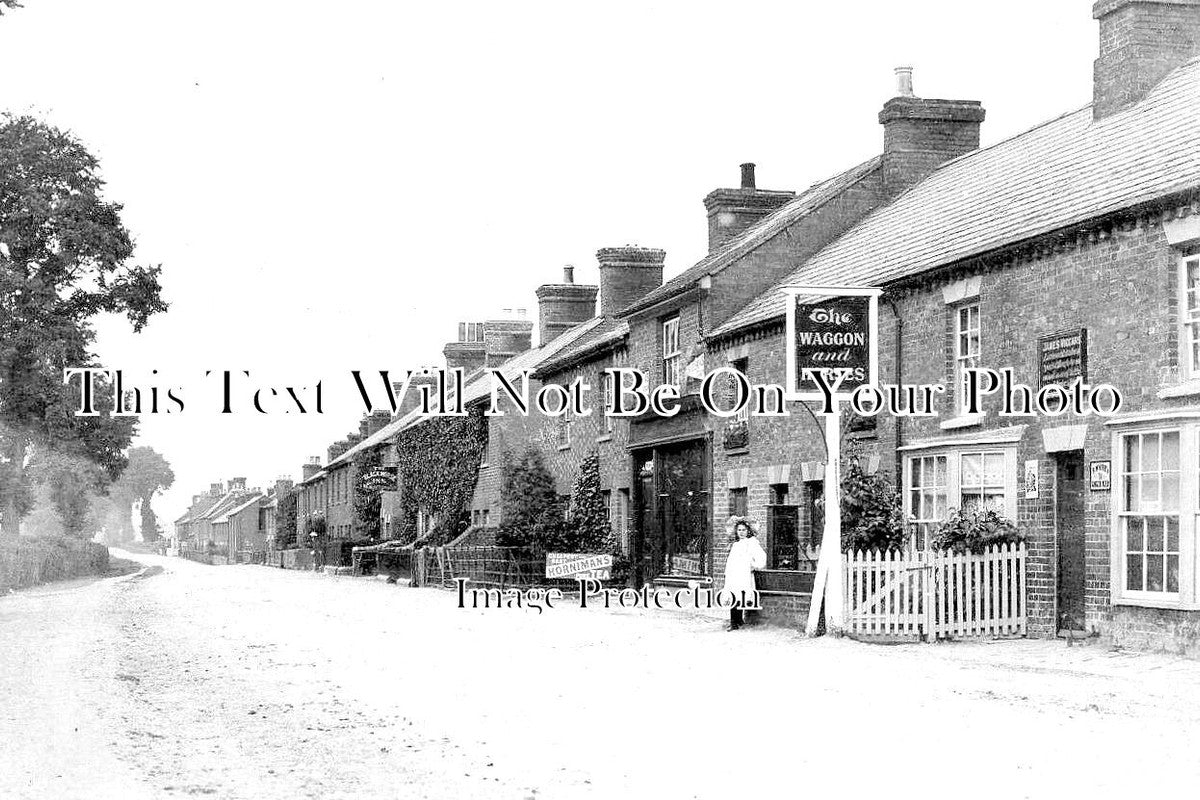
(842, 543, 1027, 639)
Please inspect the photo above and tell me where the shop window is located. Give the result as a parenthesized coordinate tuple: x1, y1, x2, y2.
(729, 487, 748, 517)
(662, 316, 681, 387)
(954, 302, 981, 413)
(1120, 431, 1180, 596)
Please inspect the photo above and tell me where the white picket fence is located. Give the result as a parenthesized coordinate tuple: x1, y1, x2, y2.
(843, 543, 1027, 639)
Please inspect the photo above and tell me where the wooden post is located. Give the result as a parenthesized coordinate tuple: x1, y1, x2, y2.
(805, 400, 843, 635)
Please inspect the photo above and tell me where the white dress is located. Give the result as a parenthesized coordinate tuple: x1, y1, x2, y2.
(722, 535, 766, 602)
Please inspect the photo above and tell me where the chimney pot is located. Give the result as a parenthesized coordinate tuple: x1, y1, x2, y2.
(739, 163, 756, 189)
(895, 66, 914, 97)
(563, 265, 575, 284)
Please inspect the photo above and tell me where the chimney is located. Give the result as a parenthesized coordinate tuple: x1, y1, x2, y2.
(702, 164, 795, 252)
(301, 457, 321, 482)
(229, 477, 247, 492)
(483, 313, 534, 367)
(358, 417, 370, 437)
(367, 409, 392, 435)
(209, 482, 224, 496)
(598, 246, 666, 315)
(443, 321, 486, 374)
(1093, 0, 1200, 120)
(391, 371, 439, 418)
(274, 478, 294, 497)
(879, 67, 985, 198)
(327, 440, 350, 463)
(536, 265, 599, 345)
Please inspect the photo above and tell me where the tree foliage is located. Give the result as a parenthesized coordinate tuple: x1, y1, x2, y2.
(109, 446, 174, 541)
(840, 453, 906, 554)
(274, 488, 297, 549)
(566, 452, 616, 554)
(495, 448, 568, 550)
(0, 115, 166, 537)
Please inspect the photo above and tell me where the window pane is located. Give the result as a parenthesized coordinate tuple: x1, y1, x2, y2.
(1142, 434, 1160, 473)
(1167, 517, 1179, 551)
(912, 459, 923, 488)
(1147, 555, 1165, 592)
(1125, 476, 1140, 512)
(983, 454, 1005, 486)
(1162, 432, 1180, 471)
(1163, 475, 1180, 512)
(1140, 476, 1159, 507)
(1147, 525, 1163, 553)
(1127, 524, 1144, 552)
(1127, 554, 1144, 592)
(1168, 555, 1180, 593)
(962, 454, 982, 486)
(1125, 436, 1139, 473)
(935, 457, 947, 486)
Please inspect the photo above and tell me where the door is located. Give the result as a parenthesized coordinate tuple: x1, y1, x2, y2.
(1055, 452, 1086, 633)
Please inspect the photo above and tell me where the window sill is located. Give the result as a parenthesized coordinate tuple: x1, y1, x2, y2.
(1157, 380, 1200, 399)
(939, 414, 983, 431)
(1111, 595, 1186, 611)
(724, 447, 750, 457)
(596, 434, 613, 444)
(557, 444, 572, 452)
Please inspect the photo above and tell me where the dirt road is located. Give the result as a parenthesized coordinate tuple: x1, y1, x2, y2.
(1, 552, 1198, 799)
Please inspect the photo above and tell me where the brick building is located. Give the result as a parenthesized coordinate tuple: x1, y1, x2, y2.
(707, 0, 1200, 650)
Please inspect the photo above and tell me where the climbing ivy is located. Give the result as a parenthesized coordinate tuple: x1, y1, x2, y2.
(395, 409, 488, 544)
(352, 445, 394, 540)
(567, 452, 616, 554)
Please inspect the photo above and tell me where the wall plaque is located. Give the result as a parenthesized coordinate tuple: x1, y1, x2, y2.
(1038, 328, 1087, 387)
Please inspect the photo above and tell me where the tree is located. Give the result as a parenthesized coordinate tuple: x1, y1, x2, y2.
(0, 2, 23, 16)
(274, 488, 297, 549)
(495, 448, 569, 550)
(109, 447, 174, 542)
(0, 115, 166, 538)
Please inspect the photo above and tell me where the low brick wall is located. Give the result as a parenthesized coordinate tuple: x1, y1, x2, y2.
(0, 536, 110, 592)
(268, 548, 314, 570)
(1110, 606, 1200, 659)
(751, 591, 812, 629)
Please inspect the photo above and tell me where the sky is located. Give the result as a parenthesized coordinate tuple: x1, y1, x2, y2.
(0, 1, 1098, 524)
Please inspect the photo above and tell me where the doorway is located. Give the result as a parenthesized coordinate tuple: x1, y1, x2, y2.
(1055, 451, 1086, 633)
(631, 439, 710, 583)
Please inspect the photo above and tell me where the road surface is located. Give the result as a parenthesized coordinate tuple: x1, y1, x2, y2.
(1, 551, 1199, 799)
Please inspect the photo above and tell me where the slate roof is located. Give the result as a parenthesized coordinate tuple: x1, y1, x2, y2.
(617, 155, 883, 317)
(710, 58, 1200, 340)
(325, 317, 606, 469)
(214, 493, 265, 524)
(532, 317, 629, 377)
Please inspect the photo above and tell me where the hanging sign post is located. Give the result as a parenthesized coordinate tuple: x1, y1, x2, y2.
(783, 286, 880, 636)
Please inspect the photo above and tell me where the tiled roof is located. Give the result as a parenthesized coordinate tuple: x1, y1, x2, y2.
(214, 493, 265, 523)
(532, 317, 629, 376)
(617, 156, 883, 317)
(326, 317, 606, 468)
(710, 58, 1200, 339)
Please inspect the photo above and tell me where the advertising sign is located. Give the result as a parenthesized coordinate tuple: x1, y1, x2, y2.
(546, 553, 613, 580)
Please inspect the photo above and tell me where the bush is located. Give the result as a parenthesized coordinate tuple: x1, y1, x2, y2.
(495, 448, 568, 550)
(840, 455, 906, 553)
(931, 507, 1025, 554)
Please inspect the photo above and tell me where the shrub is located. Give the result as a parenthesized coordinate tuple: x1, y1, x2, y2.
(840, 454, 906, 553)
(931, 507, 1025, 554)
(495, 448, 568, 550)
